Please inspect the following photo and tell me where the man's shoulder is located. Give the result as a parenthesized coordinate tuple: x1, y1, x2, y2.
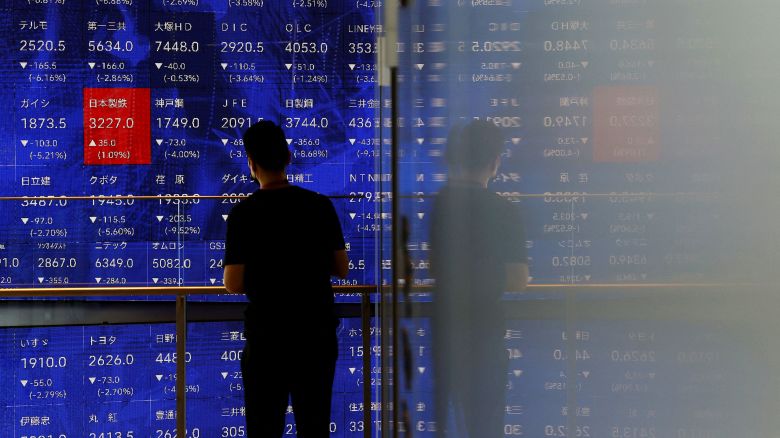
(227, 190, 263, 218)
(290, 185, 321, 197)
(291, 186, 333, 205)
(435, 184, 506, 205)
(229, 186, 330, 213)
(434, 185, 524, 221)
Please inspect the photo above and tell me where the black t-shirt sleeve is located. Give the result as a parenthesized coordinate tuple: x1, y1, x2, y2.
(322, 196, 346, 251)
(224, 205, 248, 265)
(496, 200, 528, 264)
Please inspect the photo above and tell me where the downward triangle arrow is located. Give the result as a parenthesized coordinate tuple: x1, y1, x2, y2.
(156, 139, 163, 146)
(95, 277, 102, 283)
(580, 213, 589, 219)
(21, 218, 29, 224)
(152, 278, 159, 284)
(285, 64, 292, 70)
(416, 138, 424, 145)
(581, 61, 589, 68)
(222, 215, 228, 221)
(581, 138, 589, 144)
(156, 216, 164, 222)
(38, 277, 44, 284)
(286, 139, 293, 145)
(221, 372, 229, 379)
(513, 370, 523, 377)
(88, 62, 96, 69)
(21, 380, 28, 387)
(582, 371, 590, 378)
(584, 275, 591, 281)
(21, 140, 28, 147)
(221, 63, 228, 70)
(349, 367, 356, 374)
(348, 139, 356, 145)
(156, 375, 163, 381)
(155, 62, 163, 69)
(418, 367, 426, 374)
(417, 213, 425, 219)
(90, 217, 97, 223)
(349, 213, 356, 220)
(415, 64, 424, 70)
(89, 377, 96, 384)
(512, 137, 522, 145)
(221, 139, 229, 146)
(511, 62, 522, 69)
(348, 64, 356, 70)
(19, 62, 27, 69)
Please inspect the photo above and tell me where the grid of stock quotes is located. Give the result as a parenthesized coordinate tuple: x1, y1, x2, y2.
(0, 0, 379, 290)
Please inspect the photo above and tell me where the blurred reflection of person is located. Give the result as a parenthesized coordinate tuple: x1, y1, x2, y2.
(223, 121, 349, 438)
(431, 119, 530, 438)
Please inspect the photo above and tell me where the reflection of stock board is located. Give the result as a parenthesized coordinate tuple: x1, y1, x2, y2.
(396, 1, 738, 287)
(389, 1, 768, 437)
(0, 1, 379, 290)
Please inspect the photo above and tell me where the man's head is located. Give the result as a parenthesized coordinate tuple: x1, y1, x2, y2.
(242, 121, 291, 177)
(445, 120, 505, 181)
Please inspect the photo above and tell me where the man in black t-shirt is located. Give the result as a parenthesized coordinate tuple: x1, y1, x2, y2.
(223, 121, 348, 438)
(431, 120, 529, 438)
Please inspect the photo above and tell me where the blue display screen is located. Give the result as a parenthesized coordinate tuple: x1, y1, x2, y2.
(0, 0, 378, 290)
(2, 318, 371, 437)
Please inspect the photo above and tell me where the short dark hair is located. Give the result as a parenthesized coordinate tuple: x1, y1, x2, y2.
(242, 121, 290, 172)
(445, 119, 505, 172)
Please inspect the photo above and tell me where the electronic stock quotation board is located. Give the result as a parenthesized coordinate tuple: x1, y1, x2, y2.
(0, 0, 381, 436)
(0, 0, 776, 437)
(0, 0, 380, 291)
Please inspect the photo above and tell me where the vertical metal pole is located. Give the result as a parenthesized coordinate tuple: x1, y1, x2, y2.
(390, 65, 400, 438)
(565, 201, 578, 437)
(379, 3, 399, 436)
(362, 291, 372, 438)
(176, 294, 187, 434)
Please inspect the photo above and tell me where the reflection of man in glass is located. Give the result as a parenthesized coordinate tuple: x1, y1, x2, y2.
(223, 121, 349, 438)
(431, 120, 529, 437)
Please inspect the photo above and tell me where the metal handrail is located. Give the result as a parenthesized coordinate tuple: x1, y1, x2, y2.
(0, 284, 375, 296)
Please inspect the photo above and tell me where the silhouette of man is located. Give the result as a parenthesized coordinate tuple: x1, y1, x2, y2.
(430, 120, 529, 438)
(223, 121, 349, 438)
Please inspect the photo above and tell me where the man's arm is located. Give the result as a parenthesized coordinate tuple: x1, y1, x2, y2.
(322, 195, 348, 279)
(223, 203, 247, 294)
(223, 264, 245, 293)
(505, 262, 529, 292)
(332, 249, 349, 279)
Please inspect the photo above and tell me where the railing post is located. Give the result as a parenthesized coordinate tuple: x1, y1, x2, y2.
(362, 290, 372, 438)
(176, 293, 187, 435)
